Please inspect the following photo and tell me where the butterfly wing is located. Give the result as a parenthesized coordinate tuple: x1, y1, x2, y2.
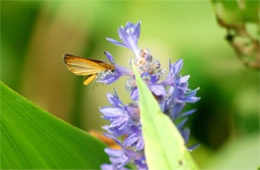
(86, 59, 115, 70)
(83, 74, 97, 85)
(64, 54, 109, 76)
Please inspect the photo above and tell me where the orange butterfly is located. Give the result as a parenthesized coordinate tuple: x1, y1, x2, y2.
(64, 54, 115, 85)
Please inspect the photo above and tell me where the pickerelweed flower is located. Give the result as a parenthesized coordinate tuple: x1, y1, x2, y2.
(98, 21, 200, 170)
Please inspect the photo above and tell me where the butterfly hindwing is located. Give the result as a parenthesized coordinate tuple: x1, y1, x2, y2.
(83, 74, 97, 85)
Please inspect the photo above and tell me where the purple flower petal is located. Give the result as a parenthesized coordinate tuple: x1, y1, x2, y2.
(126, 104, 140, 121)
(101, 164, 114, 170)
(180, 75, 190, 83)
(100, 107, 124, 118)
(107, 93, 120, 107)
(135, 156, 148, 170)
(124, 133, 139, 146)
(171, 102, 185, 119)
(136, 137, 144, 150)
(101, 164, 130, 170)
(160, 101, 166, 112)
(118, 27, 129, 45)
(130, 88, 139, 101)
(105, 148, 123, 157)
(98, 54, 132, 84)
(116, 65, 132, 76)
(177, 109, 196, 118)
(188, 143, 200, 151)
(181, 96, 201, 103)
(125, 22, 135, 31)
(106, 90, 125, 108)
(110, 115, 129, 129)
(171, 59, 183, 75)
(124, 126, 144, 150)
(149, 84, 166, 96)
(186, 88, 200, 97)
(103, 125, 132, 137)
(111, 22, 140, 54)
(181, 128, 191, 144)
(104, 51, 116, 64)
(104, 148, 129, 169)
(177, 118, 188, 129)
(106, 38, 127, 48)
(98, 72, 120, 84)
(133, 21, 141, 42)
(150, 74, 160, 83)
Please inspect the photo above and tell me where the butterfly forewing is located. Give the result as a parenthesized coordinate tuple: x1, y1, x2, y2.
(64, 54, 114, 76)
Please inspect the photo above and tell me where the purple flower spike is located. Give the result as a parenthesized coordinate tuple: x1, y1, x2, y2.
(100, 21, 200, 169)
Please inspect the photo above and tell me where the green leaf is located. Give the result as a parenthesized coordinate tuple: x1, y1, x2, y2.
(133, 65, 199, 170)
(0, 82, 109, 169)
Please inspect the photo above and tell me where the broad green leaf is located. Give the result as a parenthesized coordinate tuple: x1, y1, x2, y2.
(0, 82, 109, 169)
(133, 66, 199, 170)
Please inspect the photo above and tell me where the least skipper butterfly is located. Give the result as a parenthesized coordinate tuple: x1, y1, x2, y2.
(64, 54, 115, 85)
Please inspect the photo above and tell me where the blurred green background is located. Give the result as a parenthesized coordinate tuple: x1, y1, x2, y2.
(1, 0, 259, 169)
